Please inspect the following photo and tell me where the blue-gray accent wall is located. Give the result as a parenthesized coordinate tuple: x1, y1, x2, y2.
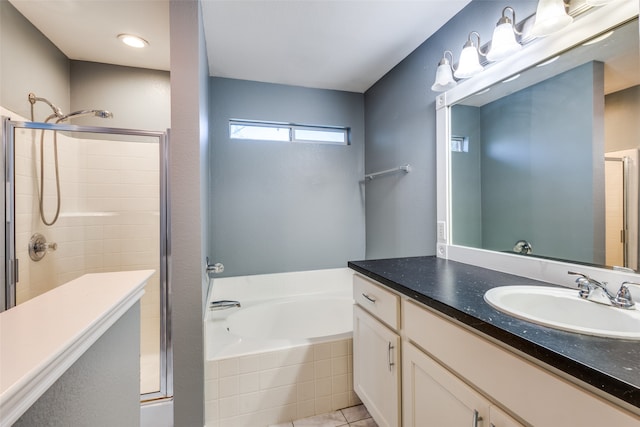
(364, 0, 538, 259)
(209, 77, 365, 277)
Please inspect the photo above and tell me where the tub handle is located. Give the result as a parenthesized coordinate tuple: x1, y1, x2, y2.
(387, 342, 395, 371)
(362, 293, 376, 304)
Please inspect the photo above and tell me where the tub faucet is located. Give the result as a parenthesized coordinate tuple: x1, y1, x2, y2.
(210, 300, 241, 311)
(568, 271, 637, 309)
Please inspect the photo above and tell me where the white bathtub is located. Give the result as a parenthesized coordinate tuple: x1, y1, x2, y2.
(204, 268, 360, 427)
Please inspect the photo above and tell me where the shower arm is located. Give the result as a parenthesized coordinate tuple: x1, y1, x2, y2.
(28, 93, 64, 121)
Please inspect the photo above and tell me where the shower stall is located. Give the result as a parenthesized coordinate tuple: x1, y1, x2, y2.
(1, 108, 172, 403)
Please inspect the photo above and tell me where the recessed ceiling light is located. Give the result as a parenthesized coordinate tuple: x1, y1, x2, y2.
(118, 34, 148, 48)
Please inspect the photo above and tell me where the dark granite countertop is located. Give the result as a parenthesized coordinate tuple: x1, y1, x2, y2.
(348, 256, 640, 410)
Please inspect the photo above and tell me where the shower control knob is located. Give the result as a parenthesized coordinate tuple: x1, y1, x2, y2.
(28, 233, 58, 262)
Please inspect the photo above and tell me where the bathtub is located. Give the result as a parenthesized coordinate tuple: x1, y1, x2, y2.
(204, 268, 360, 427)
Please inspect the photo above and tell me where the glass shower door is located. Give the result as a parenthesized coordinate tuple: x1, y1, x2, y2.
(2, 117, 171, 401)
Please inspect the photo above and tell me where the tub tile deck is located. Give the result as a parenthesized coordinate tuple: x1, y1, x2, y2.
(269, 404, 378, 427)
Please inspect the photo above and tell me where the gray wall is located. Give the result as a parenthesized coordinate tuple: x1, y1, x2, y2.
(0, 0, 70, 119)
(209, 77, 365, 277)
(363, 0, 537, 259)
(480, 62, 605, 264)
(169, 0, 207, 425)
(14, 304, 141, 427)
(605, 85, 640, 152)
(70, 61, 170, 131)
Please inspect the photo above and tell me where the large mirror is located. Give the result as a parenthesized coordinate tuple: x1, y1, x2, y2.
(449, 16, 640, 271)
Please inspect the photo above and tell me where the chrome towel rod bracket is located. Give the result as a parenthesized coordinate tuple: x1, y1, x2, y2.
(365, 164, 411, 181)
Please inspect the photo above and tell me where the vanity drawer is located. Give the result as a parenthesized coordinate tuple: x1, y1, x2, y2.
(353, 274, 400, 330)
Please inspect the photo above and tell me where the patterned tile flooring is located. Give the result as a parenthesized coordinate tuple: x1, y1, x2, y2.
(269, 404, 378, 427)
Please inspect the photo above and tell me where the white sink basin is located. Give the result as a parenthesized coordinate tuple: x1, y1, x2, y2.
(484, 286, 640, 340)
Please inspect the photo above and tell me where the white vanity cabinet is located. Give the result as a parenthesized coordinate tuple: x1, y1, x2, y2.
(351, 273, 640, 427)
(353, 275, 401, 427)
(489, 406, 526, 427)
(403, 299, 639, 427)
(402, 342, 492, 427)
(403, 342, 524, 427)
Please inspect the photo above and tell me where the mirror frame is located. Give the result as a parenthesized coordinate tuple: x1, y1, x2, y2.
(436, 1, 640, 287)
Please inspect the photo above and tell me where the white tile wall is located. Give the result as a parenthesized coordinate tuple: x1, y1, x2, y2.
(205, 339, 360, 427)
(6, 108, 162, 395)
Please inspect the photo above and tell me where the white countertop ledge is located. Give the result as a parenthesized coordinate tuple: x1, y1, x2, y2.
(0, 270, 153, 427)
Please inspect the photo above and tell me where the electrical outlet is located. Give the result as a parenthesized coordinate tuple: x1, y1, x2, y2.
(437, 244, 447, 258)
(437, 221, 447, 243)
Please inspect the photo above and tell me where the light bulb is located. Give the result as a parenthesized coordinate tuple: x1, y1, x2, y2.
(530, 0, 573, 38)
(455, 45, 484, 79)
(487, 22, 522, 62)
(431, 62, 457, 92)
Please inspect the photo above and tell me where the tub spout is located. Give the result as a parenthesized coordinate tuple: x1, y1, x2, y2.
(210, 300, 241, 311)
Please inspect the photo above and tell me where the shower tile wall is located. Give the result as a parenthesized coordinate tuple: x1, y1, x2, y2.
(10, 109, 161, 394)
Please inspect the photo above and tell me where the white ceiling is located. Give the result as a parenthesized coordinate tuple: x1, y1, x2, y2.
(9, 0, 471, 93)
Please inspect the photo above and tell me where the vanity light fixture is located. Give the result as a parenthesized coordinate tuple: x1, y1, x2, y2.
(487, 7, 522, 62)
(586, 0, 619, 5)
(530, 0, 573, 37)
(431, 50, 457, 92)
(454, 31, 486, 79)
(117, 33, 149, 48)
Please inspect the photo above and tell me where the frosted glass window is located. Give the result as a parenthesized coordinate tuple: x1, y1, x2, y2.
(293, 127, 348, 144)
(230, 120, 349, 145)
(229, 123, 290, 141)
(451, 135, 469, 153)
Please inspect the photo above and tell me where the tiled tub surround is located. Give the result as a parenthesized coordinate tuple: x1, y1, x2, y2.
(4, 107, 162, 394)
(205, 268, 360, 427)
(348, 256, 640, 414)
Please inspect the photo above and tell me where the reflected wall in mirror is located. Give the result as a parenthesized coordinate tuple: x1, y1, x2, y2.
(450, 17, 640, 271)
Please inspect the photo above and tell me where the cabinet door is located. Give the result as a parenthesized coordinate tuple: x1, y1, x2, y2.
(353, 305, 400, 427)
(402, 342, 490, 427)
(489, 406, 525, 427)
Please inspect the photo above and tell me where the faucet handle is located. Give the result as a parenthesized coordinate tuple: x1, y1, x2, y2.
(568, 271, 589, 282)
(615, 282, 639, 310)
(568, 271, 591, 297)
(568, 271, 611, 300)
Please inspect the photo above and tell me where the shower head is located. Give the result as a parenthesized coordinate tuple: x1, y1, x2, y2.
(28, 92, 64, 119)
(55, 109, 114, 123)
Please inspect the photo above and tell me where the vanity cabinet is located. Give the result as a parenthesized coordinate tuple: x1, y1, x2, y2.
(403, 342, 523, 427)
(403, 299, 639, 427)
(403, 342, 492, 427)
(353, 275, 401, 427)
(351, 272, 640, 427)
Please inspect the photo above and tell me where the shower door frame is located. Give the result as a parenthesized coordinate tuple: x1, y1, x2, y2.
(2, 117, 173, 401)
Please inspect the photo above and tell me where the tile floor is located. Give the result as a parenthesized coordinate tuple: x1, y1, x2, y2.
(269, 404, 378, 427)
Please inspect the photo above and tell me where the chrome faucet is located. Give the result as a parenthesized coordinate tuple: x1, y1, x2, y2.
(568, 271, 638, 310)
(210, 300, 241, 311)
